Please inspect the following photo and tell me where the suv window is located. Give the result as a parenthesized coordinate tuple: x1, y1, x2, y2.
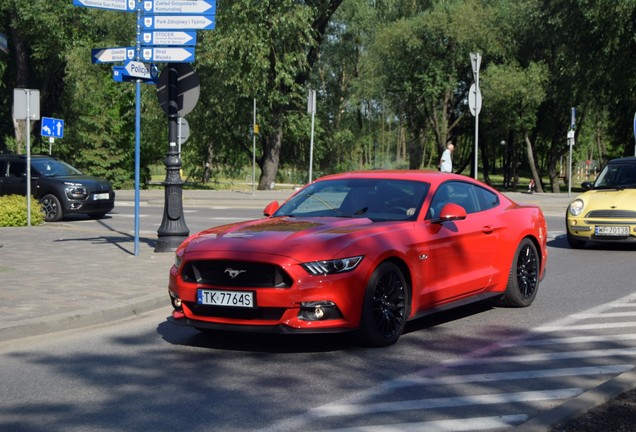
(8, 160, 26, 177)
(31, 159, 83, 177)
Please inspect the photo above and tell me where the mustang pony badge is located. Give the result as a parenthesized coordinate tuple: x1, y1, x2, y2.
(224, 268, 246, 279)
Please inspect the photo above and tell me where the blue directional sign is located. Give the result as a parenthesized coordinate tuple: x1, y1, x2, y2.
(140, 31, 197, 46)
(140, 0, 216, 14)
(140, 47, 195, 63)
(92, 46, 135, 64)
(139, 14, 215, 30)
(41, 117, 64, 139)
(73, 0, 135, 12)
(113, 66, 157, 84)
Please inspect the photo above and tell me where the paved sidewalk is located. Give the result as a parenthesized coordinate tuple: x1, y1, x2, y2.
(0, 189, 296, 343)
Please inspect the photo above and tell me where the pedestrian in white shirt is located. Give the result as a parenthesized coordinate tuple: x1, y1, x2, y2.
(439, 142, 455, 173)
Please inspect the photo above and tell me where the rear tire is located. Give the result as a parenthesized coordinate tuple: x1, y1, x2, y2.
(498, 238, 539, 307)
(358, 262, 409, 347)
(40, 194, 62, 222)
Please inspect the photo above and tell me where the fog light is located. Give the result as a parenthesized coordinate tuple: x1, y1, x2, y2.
(170, 292, 182, 311)
(313, 306, 325, 320)
(298, 301, 342, 321)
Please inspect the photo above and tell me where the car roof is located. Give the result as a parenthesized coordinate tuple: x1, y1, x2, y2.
(608, 157, 636, 164)
(0, 154, 59, 160)
(315, 170, 484, 189)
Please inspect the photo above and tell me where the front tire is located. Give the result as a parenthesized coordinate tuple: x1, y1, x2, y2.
(40, 194, 63, 222)
(358, 262, 409, 347)
(498, 238, 539, 307)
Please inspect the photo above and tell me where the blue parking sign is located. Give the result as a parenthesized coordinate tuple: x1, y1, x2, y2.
(41, 117, 64, 139)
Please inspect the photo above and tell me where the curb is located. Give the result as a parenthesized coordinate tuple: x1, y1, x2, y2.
(0, 293, 167, 344)
(515, 369, 636, 431)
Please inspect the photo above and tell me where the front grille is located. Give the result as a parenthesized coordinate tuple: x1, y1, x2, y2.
(181, 260, 293, 288)
(185, 302, 287, 320)
(586, 210, 636, 218)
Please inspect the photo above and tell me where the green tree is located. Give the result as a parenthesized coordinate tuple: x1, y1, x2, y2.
(197, 0, 343, 189)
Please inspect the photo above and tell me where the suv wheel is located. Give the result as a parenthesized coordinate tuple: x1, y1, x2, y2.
(40, 194, 63, 222)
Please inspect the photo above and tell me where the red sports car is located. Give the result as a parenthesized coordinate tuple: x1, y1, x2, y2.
(169, 171, 548, 346)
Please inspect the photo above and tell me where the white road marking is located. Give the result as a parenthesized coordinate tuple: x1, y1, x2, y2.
(309, 389, 582, 418)
(386, 365, 633, 388)
(316, 414, 529, 432)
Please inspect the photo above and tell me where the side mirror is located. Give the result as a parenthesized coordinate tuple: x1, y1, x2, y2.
(581, 181, 593, 191)
(263, 201, 280, 217)
(435, 202, 467, 223)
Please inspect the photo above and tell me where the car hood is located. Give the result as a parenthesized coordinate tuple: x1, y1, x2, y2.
(581, 189, 636, 210)
(183, 217, 385, 259)
(49, 175, 113, 192)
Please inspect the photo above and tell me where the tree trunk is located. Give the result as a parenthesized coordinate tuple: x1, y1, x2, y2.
(202, 140, 214, 183)
(258, 125, 283, 190)
(524, 132, 544, 193)
(407, 129, 423, 169)
(10, 9, 32, 151)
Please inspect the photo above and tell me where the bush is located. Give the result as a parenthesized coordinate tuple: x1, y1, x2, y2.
(0, 195, 45, 226)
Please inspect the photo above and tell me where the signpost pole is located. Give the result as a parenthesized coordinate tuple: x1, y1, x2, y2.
(155, 63, 189, 252)
(470, 53, 482, 180)
(26, 90, 32, 227)
(134, 78, 141, 256)
(308, 90, 316, 183)
(567, 130, 575, 198)
(133, 6, 142, 257)
(252, 98, 256, 196)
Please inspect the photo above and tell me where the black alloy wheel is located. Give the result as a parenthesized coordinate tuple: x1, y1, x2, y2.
(499, 238, 539, 307)
(359, 262, 409, 347)
(40, 194, 62, 222)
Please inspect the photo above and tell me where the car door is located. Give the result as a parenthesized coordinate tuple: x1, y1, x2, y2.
(417, 181, 500, 306)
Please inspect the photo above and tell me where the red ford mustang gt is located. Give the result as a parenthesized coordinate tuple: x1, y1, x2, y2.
(169, 171, 548, 346)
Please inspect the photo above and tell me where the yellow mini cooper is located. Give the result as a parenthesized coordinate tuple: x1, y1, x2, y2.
(566, 157, 636, 248)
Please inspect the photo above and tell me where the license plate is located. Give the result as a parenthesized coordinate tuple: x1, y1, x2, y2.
(594, 226, 630, 236)
(197, 289, 255, 308)
(93, 193, 110, 200)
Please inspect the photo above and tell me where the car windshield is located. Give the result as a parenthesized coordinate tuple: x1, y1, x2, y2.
(274, 178, 430, 222)
(31, 159, 83, 177)
(593, 163, 636, 189)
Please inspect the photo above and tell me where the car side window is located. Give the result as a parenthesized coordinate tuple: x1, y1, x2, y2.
(8, 161, 26, 177)
(473, 185, 499, 211)
(427, 181, 499, 219)
(0, 160, 7, 177)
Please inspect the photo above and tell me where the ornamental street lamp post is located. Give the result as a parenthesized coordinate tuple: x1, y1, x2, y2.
(155, 64, 190, 252)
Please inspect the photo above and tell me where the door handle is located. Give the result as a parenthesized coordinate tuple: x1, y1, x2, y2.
(482, 225, 494, 234)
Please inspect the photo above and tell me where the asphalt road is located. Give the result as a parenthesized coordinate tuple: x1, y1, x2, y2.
(1, 207, 636, 431)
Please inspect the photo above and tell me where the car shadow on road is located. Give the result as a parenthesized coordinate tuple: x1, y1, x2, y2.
(156, 300, 498, 354)
(549, 234, 636, 251)
(157, 319, 354, 353)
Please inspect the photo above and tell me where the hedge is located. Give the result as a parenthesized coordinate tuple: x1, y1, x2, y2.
(0, 195, 45, 226)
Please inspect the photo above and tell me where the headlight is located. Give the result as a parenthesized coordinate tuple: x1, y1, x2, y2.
(568, 199, 584, 216)
(65, 185, 88, 200)
(301, 256, 363, 275)
(174, 253, 183, 269)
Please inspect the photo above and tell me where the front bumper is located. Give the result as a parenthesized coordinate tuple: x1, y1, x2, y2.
(63, 191, 115, 215)
(168, 253, 370, 333)
(566, 215, 636, 242)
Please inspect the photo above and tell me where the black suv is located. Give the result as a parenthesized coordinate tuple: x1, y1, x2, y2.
(0, 154, 115, 221)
